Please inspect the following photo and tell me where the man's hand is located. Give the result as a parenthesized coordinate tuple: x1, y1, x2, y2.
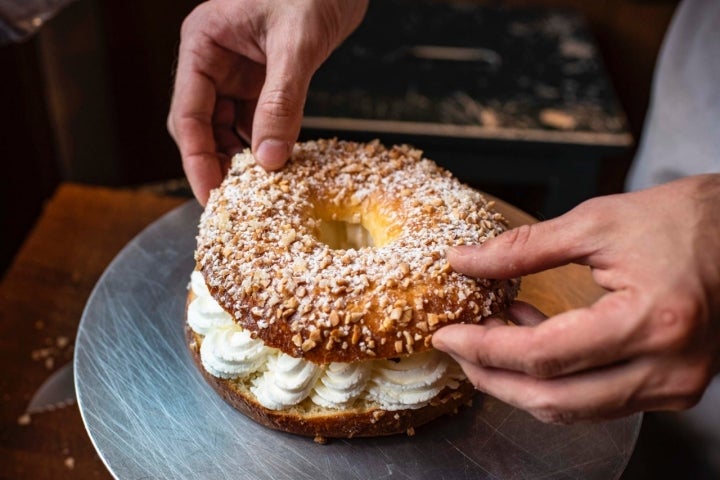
(167, 0, 368, 204)
(433, 174, 720, 423)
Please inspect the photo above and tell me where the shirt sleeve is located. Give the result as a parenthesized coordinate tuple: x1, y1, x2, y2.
(626, 0, 720, 191)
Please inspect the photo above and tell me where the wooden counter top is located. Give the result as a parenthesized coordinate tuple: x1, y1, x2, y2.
(1, 184, 184, 479)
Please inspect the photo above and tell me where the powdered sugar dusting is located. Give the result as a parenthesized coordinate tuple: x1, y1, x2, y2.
(195, 139, 519, 363)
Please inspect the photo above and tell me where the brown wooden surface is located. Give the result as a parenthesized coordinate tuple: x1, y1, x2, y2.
(0, 184, 184, 479)
(0, 183, 603, 478)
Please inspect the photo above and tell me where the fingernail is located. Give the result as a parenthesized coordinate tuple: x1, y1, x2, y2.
(256, 139, 290, 170)
(446, 245, 470, 257)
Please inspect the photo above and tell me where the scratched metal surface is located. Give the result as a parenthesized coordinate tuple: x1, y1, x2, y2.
(75, 201, 641, 480)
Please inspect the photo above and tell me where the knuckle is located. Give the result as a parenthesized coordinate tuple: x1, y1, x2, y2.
(650, 299, 701, 352)
(525, 350, 565, 378)
(258, 86, 301, 121)
(647, 359, 713, 411)
(293, 25, 334, 62)
(180, 3, 207, 38)
(465, 335, 494, 368)
(523, 332, 565, 378)
(290, 4, 344, 61)
(501, 224, 534, 252)
(533, 409, 576, 425)
(179, 11, 195, 37)
(528, 395, 574, 424)
(572, 197, 600, 215)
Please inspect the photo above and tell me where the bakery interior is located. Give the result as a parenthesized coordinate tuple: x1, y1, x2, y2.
(1, 0, 718, 478)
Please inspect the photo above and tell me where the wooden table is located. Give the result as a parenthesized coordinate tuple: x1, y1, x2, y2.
(1, 182, 610, 478)
(1, 184, 185, 479)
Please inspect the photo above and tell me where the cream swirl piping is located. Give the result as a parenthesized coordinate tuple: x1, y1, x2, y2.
(188, 270, 233, 334)
(200, 325, 268, 379)
(366, 350, 463, 410)
(251, 353, 323, 410)
(310, 362, 371, 408)
(189, 271, 466, 411)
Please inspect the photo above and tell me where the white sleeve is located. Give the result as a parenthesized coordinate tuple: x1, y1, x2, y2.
(625, 0, 720, 191)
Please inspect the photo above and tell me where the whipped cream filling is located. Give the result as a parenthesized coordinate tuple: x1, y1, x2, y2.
(188, 271, 233, 335)
(310, 361, 372, 408)
(189, 272, 466, 411)
(366, 350, 463, 410)
(251, 353, 323, 410)
(200, 325, 268, 379)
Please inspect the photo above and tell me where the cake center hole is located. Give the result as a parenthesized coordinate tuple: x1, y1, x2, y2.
(317, 220, 374, 250)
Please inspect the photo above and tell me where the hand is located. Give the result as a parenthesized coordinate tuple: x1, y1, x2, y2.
(433, 174, 720, 423)
(167, 0, 368, 204)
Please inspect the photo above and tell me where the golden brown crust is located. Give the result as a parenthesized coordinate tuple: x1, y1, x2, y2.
(186, 323, 476, 438)
(195, 139, 520, 364)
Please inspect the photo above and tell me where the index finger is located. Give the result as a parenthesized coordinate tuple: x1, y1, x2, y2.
(449, 205, 599, 279)
(433, 290, 646, 378)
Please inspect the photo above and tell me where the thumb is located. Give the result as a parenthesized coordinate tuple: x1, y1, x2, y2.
(449, 214, 590, 278)
(251, 50, 315, 170)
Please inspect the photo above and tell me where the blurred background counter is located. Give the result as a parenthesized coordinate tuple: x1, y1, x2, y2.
(0, 0, 679, 274)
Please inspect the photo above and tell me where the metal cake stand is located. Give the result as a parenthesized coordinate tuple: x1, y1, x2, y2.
(75, 201, 641, 480)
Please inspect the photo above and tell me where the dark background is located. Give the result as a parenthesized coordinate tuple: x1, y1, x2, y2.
(6, 2, 718, 477)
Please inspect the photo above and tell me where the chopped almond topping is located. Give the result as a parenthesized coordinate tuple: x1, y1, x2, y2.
(301, 339, 317, 352)
(194, 139, 518, 361)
